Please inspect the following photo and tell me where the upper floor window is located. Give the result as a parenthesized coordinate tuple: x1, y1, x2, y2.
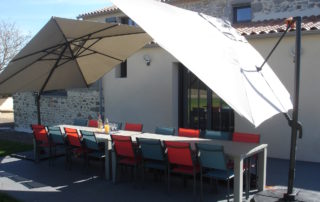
(120, 17, 137, 26)
(105, 17, 117, 23)
(233, 5, 251, 23)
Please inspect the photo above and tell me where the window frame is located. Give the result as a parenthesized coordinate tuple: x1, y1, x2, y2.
(233, 4, 252, 23)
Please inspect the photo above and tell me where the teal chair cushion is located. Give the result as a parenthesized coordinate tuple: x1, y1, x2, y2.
(155, 127, 175, 135)
(81, 130, 100, 151)
(48, 126, 65, 144)
(204, 130, 231, 140)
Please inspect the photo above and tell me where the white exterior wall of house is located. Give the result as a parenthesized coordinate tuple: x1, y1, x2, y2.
(236, 33, 320, 162)
(102, 46, 179, 132)
(79, 0, 320, 162)
(0, 97, 13, 112)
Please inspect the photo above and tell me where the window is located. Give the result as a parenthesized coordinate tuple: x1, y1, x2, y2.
(120, 17, 137, 26)
(233, 5, 251, 23)
(115, 60, 127, 78)
(105, 17, 117, 23)
(120, 60, 127, 78)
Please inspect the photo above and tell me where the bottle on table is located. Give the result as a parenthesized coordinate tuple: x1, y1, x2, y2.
(98, 114, 103, 129)
(104, 118, 110, 134)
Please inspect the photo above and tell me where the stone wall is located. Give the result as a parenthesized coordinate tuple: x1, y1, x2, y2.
(174, 0, 320, 22)
(13, 89, 104, 129)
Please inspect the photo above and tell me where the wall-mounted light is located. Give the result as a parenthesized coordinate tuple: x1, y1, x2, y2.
(143, 55, 151, 66)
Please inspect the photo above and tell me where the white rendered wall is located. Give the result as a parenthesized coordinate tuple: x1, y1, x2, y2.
(235, 33, 320, 162)
(102, 47, 179, 132)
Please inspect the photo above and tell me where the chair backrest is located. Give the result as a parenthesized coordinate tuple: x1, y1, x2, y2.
(64, 128, 81, 147)
(204, 130, 231, 141)
(31, 124, 49, 144)
(164, 141, 193, 167)
(88, 119, 98, 128)
(73, 118, 88, 126)
(178, 128, 200, 138)
(232, 132, 260, 143)
(111, 135, 135, 158)
(155, 127, 175, 136)
(80, 130, 99, 150)
(47, 126, 65, 144)
(137, 138, 165, 161)
(196, 143, 227, 171)
(124, 122, 143, 132)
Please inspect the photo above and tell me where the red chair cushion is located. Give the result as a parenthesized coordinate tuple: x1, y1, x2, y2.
(124, 123, 143, 132)
(178, 128, 200, 138)
(232, 132, 260, 143)
(111, 135, 135, 158)
(31, 124, 49, 144)
(88, 120, 98, 128)
(165, 141, 193, 167)
(64, 128, 81, 147)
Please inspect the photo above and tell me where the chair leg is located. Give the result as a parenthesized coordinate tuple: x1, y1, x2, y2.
(193, 169, 196, 199)
(227, 179, 230, 202)
(167, 164, 171, 194)
(200, 170, 203, 202)
(246, 159, 250, 199)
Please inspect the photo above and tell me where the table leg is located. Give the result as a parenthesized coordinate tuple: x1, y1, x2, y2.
(33, 138, 38, 162)
(112, 149, 116, 184)
(234, 157, 243, 202)
(104, 141, 110, 180)
(258, 147, 267, 191)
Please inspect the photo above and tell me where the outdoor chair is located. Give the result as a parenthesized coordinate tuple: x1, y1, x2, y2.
(88, 119, 98, 128)
(64, 127, 87, 170)
(232, 132, 260, 198)
(111, 134, 141, 183)
(203, 130, 232, 141)
(137, 138, 167, 186)
(47, 126, 67, 165)
(80, 130, 105, 175)
(178, 128, 200, 138)
(164, 141, 199, 198)
(124, 122, 143, 132)
(196, 143, 234, 202)
(73, 118, 88, 126)
(31, 124, 51, 162)
(155, 126, 175, 136)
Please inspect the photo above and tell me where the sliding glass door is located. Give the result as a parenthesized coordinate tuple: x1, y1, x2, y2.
(179, 64, 234, 132)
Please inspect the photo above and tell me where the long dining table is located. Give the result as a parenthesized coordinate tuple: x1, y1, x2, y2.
(45, 125, 267, 202)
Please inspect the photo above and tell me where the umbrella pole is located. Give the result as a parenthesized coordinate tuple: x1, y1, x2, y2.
(37, 93, 41, 124)
(283, 16, 302, 201)
(36, 45, 68, 125)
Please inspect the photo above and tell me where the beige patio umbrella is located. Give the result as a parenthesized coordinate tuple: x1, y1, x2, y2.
(0, 17, 152, 123)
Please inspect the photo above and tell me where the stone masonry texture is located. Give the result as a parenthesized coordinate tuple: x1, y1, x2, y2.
(13, 89, 104, 129)
(174, 0, 320, 21)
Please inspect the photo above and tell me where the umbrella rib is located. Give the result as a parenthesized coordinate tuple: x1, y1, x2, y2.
(76, 38, 101, 57)
(12, 23, 120, 63)
(0, 44, 65, 86)
(76, 52, 96, 58)
(74, 36, 90, 57)
(73, 31, 147, 42)
(71, 42, 123, 62)
(39, 45, 68, 94)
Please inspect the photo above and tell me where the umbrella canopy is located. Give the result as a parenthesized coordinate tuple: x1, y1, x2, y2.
(111, 0, 293, 127)
(0, 17, 152, 94)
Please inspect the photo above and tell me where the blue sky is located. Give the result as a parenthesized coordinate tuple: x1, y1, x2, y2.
(0, 0, 112, 37)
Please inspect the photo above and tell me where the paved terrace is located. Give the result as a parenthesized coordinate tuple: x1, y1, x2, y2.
(0, 113, 319, 202)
